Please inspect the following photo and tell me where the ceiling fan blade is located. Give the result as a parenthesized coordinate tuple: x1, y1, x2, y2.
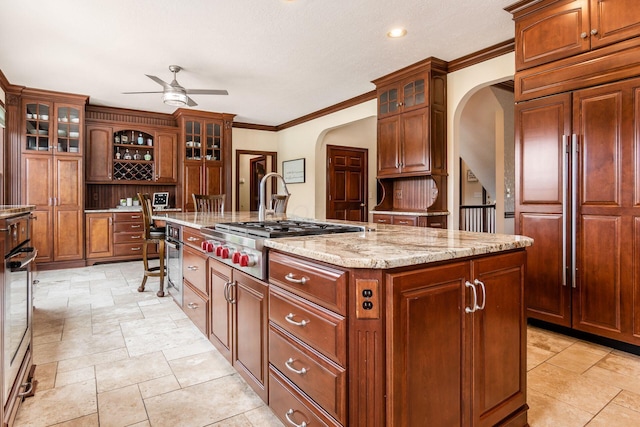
(122, 91, 164, 94)
(186, 96, 198, 107)
(145, 74, 171, 89)
(186, 89, 229, 95)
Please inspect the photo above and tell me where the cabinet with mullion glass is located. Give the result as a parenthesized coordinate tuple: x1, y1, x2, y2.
(24, 101, 51, 152)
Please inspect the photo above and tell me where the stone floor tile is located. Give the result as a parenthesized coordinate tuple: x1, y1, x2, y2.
(55, 366, 95, 388)
(526, 389, 593, 427)
(50, 413, 99, 427)
(583, 365, 640, 396)
(124, 324, 207, 357)
(612, 390, 640, 412)
(33, 362, 58, 391)
(95, 351, 172, 393)
(547, 341, 610, 374)
(162, 338, 216, 361)
(527, 343, 555, 371)
(528, 363, 620, 415)
(169, 350, 235, 387)
(138, 374, 181, 399)
(528, 326, 576, 353)
(56, 348, 130, 373)
(242, 406, 284, 427)
(34, 330, 126, 365)
(97, 384, 148, 427)
(13, 380, 97, 427)
(586, 402, 640, 426)
(144, 375, 264, 427)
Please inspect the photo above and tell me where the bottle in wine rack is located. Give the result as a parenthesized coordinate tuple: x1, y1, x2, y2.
(137, 133, 144, 145)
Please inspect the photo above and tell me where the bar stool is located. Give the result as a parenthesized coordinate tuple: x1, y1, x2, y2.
(137, 192, 166, 297)
(192, 194, 225, 213)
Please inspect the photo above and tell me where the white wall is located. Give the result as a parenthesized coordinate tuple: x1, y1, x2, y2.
(275, 100, 377, 218)
(447, 52, 515, 230)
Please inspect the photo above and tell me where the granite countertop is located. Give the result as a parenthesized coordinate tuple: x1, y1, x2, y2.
(86, 207, 182, 213)
(154, 212, 533, 269)
(0, 205, 35, 219)
(370, 210, 450, 217)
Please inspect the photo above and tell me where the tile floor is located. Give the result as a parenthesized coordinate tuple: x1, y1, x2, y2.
(12, 262, 640, 426)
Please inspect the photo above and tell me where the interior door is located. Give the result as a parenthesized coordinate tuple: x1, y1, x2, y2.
(326, 145, 367, 222)
(250, 156, 266, 212)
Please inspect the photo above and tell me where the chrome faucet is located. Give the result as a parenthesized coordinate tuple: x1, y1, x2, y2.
(258, 172, 290, 221)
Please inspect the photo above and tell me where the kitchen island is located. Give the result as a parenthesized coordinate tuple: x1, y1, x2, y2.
(154, 212, 533, 427)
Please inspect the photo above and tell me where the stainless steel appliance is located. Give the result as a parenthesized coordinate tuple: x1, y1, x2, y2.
(2, 213, 36, 420)
(165, 223, 183, 306)
(200, 220, 364, 281)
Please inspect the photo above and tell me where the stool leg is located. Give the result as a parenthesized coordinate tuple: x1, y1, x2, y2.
(138, 241, 149, 293)
(157, 240, 166, 297)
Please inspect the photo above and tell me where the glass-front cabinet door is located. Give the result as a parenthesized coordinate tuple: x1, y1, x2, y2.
(55, 105, 82, 154)
(25, 102, 51, 152)
(185, 120, 202, 161)
(205, 121, 222, 161)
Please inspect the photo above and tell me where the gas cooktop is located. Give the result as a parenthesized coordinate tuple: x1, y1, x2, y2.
(212, 220, 364, 239)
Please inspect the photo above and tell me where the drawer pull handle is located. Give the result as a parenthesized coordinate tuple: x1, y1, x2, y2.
(285, 409, 307, 427)
(131, 215, 141, 219)
(187, 237, 199, 242)
(131, 235, 141, 239)
(187, 265, 199, 271)
(187, 302, 198, 309)
(131, 247, 141, 251)
(285, 358, 308, 375)
(285, 273, 308, 285)
(285, 313, 309, 327)
(18, 381, 34, 397)
(131, 224, 141, 228)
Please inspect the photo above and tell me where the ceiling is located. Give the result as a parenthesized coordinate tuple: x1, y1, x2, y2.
(0, 0, 516, 127)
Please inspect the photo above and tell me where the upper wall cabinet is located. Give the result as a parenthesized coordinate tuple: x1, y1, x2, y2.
(84, 106, 179, 184)
(510, 0, 640, 71)
(372, 58, 447, 178)
(173, 110, 235, 211)
(24, 99, 84, 156)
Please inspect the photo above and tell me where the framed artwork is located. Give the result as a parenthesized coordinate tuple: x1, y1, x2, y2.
(283, 158, 305, 184)
(467, 170, 478, 182)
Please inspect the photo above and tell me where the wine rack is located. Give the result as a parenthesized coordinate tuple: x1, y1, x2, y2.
(113, 161, 154, 181)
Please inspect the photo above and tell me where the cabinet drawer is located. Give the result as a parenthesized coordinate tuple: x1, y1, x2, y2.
(269, 252, 347, 315)
(372, 214, 392, 224)
(269, 325, 346, 423)
(113, 232, 144, 243)
(114, 242, 145, 257)
(183, 280, 208, 336)
(269, 366, 341, 427)
(183, 227, 204, 249)
(113, 212, 144, 222)
(183, 245, 208, 295)
(392, 215, 418, 226)
(114, 222, 144, 233)
(270, 286, 346, 366)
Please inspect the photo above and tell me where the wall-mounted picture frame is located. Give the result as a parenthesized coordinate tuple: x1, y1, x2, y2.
(467, 169, 478, 182)
(283, 158, 305, 184)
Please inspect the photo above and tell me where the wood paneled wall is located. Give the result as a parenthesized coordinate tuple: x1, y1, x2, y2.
(86, 184, 177, 209)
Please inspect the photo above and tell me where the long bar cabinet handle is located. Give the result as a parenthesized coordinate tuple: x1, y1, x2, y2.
(285, 409, 307, 427)
(187, 302, 198, 309)
(562, 135, 568, 287)
(285, 273, 308, 285)
(465, 281, 477, 313)
(285, 358, 308, 375)
(285, 313, 309, 327)
(571, 134, 578, 288)
(228, 282, 236, 304)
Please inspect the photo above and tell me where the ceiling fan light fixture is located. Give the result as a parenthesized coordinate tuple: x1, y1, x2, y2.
(163, 91, 188, 107)
(387, 27, 407, 38)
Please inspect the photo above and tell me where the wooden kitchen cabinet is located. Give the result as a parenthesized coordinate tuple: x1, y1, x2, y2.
(85, 212, 113, 259)
(208, 259, 269, 402)
(372, 213, 448, 229)
(385, 251, 527, 427)
(155, 132, 178, 183)
(511, 0, 640, 71)
(20, 91, 87, 267)
(516, 77, 640, 345)
(173, 110, 234, 211)
(373, 58, 447, 178)
(85, 125, 112, 182)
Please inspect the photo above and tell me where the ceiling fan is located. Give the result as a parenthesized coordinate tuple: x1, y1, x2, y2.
(123, 65, 228, 107)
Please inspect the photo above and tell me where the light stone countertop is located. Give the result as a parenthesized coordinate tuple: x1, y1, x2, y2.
(0, 205, 35, 219)
(153, 212, 533, 269)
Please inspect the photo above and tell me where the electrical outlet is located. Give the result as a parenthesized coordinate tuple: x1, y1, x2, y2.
(355, 279, 380, 319)
(395, 189, 402, 200)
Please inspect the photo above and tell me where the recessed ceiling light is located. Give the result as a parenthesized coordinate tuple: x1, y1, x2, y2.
(387, 28, 407, 38)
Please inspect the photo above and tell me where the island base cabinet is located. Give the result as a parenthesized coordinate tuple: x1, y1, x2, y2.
(385, 250, 527, 427)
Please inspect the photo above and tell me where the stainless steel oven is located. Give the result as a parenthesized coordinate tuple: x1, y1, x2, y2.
(165, 223, 183, 306)
(2, 213, 36, 410)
